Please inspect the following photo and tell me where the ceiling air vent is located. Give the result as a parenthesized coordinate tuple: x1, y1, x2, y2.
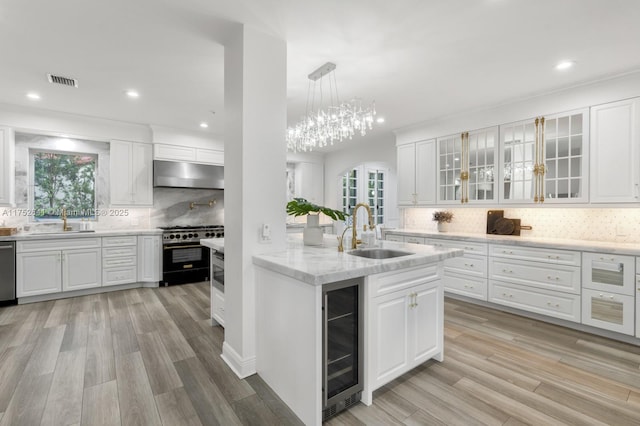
(47, 74, 78, 88)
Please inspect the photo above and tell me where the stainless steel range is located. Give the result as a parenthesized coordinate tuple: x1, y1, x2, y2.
(160, 225, 224, 286)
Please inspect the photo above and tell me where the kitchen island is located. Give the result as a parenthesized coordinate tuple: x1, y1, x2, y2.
(253, 235, 462, 425)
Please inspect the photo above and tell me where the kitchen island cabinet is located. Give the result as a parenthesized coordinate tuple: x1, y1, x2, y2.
(253, 236, 461, 426)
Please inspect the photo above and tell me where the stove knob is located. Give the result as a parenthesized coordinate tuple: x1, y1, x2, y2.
(216, 232, 221, 238)
(182, 235, 188, 240)
(193, 233, 199, 238)
(205, 232, 211, 238)
(170, 234, 175, 239)
(188, 233, 194, 238)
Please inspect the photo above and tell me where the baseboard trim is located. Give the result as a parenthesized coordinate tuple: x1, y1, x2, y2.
(222, 341, 256, 379)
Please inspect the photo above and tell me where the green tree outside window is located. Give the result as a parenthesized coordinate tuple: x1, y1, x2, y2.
(33, 151, 96, 219)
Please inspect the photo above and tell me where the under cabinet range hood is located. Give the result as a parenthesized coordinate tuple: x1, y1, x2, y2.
(153, 160, 224, 189)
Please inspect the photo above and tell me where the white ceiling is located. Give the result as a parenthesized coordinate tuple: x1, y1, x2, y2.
(2, 0, 640, 148)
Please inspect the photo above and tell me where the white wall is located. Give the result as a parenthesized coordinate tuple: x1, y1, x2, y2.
(323, 132, 400, 228)
(395, 70, 640, 145)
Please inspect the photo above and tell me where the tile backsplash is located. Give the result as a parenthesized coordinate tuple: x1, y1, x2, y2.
(402, 207, 640, 243)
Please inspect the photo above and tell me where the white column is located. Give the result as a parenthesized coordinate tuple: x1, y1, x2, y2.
(223, 24, 287, 378)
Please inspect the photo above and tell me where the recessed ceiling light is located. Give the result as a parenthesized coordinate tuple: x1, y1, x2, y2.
(199, 122, 209, 128)
(376, 117, 385, 124)
(26, 92, 41, 100)
(555, 60, 575, 71)
(125, 90, 140, 98)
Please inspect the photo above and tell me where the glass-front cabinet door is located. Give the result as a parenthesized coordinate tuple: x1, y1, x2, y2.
(499, 108, 588, 203)
(437, 126, 497, 204)
(437, 134, 462, 202)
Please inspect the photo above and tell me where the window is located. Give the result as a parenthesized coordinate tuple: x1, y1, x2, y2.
(32, 150, 97, 220)
(340, 166, 386, 226)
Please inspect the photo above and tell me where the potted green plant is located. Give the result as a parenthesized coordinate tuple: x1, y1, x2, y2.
(432, 210, 454, 232)
(286, 198, 349, 245)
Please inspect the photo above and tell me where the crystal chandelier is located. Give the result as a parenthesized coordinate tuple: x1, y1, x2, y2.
(287, 62, 377, 152)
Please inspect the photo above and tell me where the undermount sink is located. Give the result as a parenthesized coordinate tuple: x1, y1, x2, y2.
(347, 248, 413, 259)
(31, 230, 96, 235)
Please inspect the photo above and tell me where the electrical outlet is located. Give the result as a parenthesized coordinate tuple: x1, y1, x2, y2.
(260, 223, 271, 242)
(616, 224, 628, 236)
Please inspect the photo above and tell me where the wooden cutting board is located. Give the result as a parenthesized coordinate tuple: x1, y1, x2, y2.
(0, 227, 17, 236)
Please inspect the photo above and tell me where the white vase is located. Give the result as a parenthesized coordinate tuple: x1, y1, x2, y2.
(303, 214, 324, 245)
(437, 222, 449, 232)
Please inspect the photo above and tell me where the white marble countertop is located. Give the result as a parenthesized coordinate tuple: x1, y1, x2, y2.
(200, 238, 224, 253)
(252, 235, 462, 286)
(0, 228, 162, 242)
(384, 229, 640, 256)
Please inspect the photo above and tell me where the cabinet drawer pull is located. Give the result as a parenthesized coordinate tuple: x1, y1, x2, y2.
(464, 246, 473, 250)
(464, 263, 474, 267)
(502, 250, 513, 255)
(599, 257, 615, 262)
(502, 269, 513, 273)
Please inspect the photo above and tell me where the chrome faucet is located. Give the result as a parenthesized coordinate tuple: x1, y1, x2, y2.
(61, 206, 72, 231)
(351, 203, 375, 249)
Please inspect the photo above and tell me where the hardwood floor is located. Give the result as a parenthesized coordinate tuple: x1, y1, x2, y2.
(1, 285, 640, 425)
(328, 298, 640, 426)
(0, 283, 301, 426)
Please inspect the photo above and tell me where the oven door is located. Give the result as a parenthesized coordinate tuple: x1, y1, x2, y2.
(211, 251, 224, 290)
(162, 243, 210, 285)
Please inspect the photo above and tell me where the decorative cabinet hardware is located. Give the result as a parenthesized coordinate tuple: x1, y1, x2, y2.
(459, 131, 469, 204)
(533, 117, 546, 203)
(500, 109, 588, 204)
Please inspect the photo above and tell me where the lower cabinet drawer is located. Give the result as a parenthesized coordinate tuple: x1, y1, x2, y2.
(489, 281, 581, 322)
(103, 266, 137, 286)
(489, 258, 580, 294)
(444, 272, 487, 300)
(581, 288, 635, 335)
(368, 264, 439, 298)
(103, 256, 137, 268)
(426, 239, 487, 256)
(404, 236, 425, 245)
(444, 254, 487, 278)
(103, 246, 137, 258)
(385, 234, 405, 242)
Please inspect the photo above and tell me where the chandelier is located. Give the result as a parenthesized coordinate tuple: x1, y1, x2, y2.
(286, 62, 377, 152)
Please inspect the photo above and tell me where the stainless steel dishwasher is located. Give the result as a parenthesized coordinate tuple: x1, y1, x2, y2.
(0, 241, 16, 304)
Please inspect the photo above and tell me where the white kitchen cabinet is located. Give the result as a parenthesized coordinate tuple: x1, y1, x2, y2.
(636, 269, 640, 339)
(16, 251, 62, 297)
(582, 252, 635, 296)
(154, 143, 224, 165)
(364, 265, 442, 402)
(427, 238, 488, 301)
(154, 143, 195, 162)
(102, 236, 137, 286)
(437, 126, 498, 204)
(62, 249, 102, 291)
(137, 235, 161, 282)
(196, 148, 224, 165)
(397, 140, 436, 206)
(582, 288, 635, 335)
(499, 109, 589, 204)
(384, 233, 405, 243)
(211, 285, 225, 327)
(590, 97, 640, 203)
(0, 127, 15, 206)
(17, 238, 102, 297)
(294, 162, 324, 204)
(110, 140, 153, 206)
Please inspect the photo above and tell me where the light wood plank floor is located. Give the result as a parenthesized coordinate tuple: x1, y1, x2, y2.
(2, 284, 640, 425)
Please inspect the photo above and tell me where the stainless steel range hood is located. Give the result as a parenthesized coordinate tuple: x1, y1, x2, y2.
(153, 160, 224, 189)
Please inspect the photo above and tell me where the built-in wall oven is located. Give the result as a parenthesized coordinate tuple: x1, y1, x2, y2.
(160, 225, 224, 286)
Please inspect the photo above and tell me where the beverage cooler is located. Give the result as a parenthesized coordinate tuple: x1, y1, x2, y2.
(322, 278, 363, 421)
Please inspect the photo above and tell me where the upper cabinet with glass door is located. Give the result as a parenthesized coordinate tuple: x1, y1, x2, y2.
(499, 108, 589, 204)
(437, 126, 498, 204)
